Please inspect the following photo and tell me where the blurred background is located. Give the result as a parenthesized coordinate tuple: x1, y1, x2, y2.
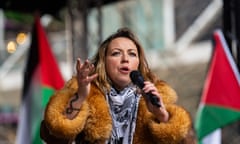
(0, 0, 239, 143)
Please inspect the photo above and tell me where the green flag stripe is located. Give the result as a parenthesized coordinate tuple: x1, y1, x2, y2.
(30, 78, 42, 144)
(195, 105, 240, 140)
(30, 86, 55, 144)
(42, 86, 55, 107)
(32, 120, 43, 144)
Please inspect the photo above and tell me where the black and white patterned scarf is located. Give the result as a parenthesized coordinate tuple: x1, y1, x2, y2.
(106, 84, 140, 144)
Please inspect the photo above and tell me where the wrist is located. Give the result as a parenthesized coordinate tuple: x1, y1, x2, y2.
(156, 108, 169, 123)
(66, 93, 84, 119)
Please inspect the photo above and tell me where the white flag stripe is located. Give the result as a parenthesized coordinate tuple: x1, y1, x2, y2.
(15, 100, 30, 144)
(202, 128, 221, 144)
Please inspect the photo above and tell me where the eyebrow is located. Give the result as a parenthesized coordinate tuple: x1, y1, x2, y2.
(110, 48, 137, 51)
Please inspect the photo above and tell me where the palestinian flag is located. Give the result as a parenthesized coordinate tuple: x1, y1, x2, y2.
(15, 15, 65, 144)
(194, 29, 240, 143)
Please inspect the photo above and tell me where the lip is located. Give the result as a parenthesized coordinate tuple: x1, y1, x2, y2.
(119, 67, 130, 74)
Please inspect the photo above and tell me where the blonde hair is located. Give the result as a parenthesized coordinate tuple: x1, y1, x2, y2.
(91, 27, 158, 93)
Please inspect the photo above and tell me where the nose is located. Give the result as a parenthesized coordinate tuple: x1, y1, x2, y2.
(121, 53, 129, 63)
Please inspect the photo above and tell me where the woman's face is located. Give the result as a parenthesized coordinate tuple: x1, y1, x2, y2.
(105, 37, 139, 90)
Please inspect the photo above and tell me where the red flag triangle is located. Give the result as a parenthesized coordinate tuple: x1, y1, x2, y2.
(201, 30, 240, 110)
(35, 16, 64, 89)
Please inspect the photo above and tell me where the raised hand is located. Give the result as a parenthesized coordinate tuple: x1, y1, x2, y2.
(76, 58, 98, 99)
(66, 58, 98, 119)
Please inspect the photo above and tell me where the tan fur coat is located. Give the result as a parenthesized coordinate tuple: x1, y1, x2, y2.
(40, 76, 196, 144)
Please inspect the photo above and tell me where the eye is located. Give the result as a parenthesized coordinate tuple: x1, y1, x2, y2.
(111, 51, 121, 56)
(129, 51, 137, 57)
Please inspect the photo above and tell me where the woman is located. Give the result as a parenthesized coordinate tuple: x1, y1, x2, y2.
(40, 28, 196, 144)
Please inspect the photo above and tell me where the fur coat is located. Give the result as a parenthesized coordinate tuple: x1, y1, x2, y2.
(40, 76, 196, 144)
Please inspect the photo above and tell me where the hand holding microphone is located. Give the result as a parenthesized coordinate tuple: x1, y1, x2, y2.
(130, 70, 170, 122)
(130, 70, 161, 107)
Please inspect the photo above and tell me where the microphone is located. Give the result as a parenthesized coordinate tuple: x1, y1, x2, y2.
(130, 70, 161, 107)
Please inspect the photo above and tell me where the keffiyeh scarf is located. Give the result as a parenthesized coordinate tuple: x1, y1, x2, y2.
(106, 84, 140, 144)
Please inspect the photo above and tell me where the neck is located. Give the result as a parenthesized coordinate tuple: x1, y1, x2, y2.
(112, 83, 134, 93)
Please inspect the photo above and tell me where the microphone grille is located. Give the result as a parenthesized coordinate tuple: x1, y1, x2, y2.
(130, 70, 144, 88)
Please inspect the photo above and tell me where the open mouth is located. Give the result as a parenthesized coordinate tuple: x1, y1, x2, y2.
(120, 67, 130, 73)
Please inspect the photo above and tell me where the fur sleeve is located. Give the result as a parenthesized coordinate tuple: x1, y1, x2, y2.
(148, 81, 194, 143)
(147, 105, 193, 143)
(156, 80, 178, 104)
(44, 77, 90, 139)
(134, 80, 195, 144)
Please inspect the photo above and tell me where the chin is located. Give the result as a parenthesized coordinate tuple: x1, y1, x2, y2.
(114, 80, 131, 89)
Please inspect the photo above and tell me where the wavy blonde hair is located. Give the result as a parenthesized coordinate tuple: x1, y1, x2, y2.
(91, 28, 158, 93)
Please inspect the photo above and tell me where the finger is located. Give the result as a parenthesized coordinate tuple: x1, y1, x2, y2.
(86, 73, 98, 83)
(80, 61, 92, 76)
(78, 73, 98, 87)
(89, 63, 95, 71)
(76, 59, 90, 72)
(76, 60, 90, 77)
(143, 83, 154, 90)
(143, 81, 154, 88)
(143, 84, 156, 93)
(144, 81, 153, 85)
(76, 58, 82, 72)
(82, 59, 91, 69)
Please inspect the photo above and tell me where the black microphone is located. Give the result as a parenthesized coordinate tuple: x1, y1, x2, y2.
(130, 70, 161, 107)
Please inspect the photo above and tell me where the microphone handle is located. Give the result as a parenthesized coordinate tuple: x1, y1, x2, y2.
(143, 92, 161, 107)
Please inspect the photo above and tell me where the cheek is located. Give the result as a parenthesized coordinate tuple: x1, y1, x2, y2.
(131, 59, 140, 69)
(105, 58, 118, 74)
(106, 58, 116, 68)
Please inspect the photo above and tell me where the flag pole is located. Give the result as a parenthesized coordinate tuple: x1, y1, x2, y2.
(233, 0, 240, 71)
(222, 0, 240, 71)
